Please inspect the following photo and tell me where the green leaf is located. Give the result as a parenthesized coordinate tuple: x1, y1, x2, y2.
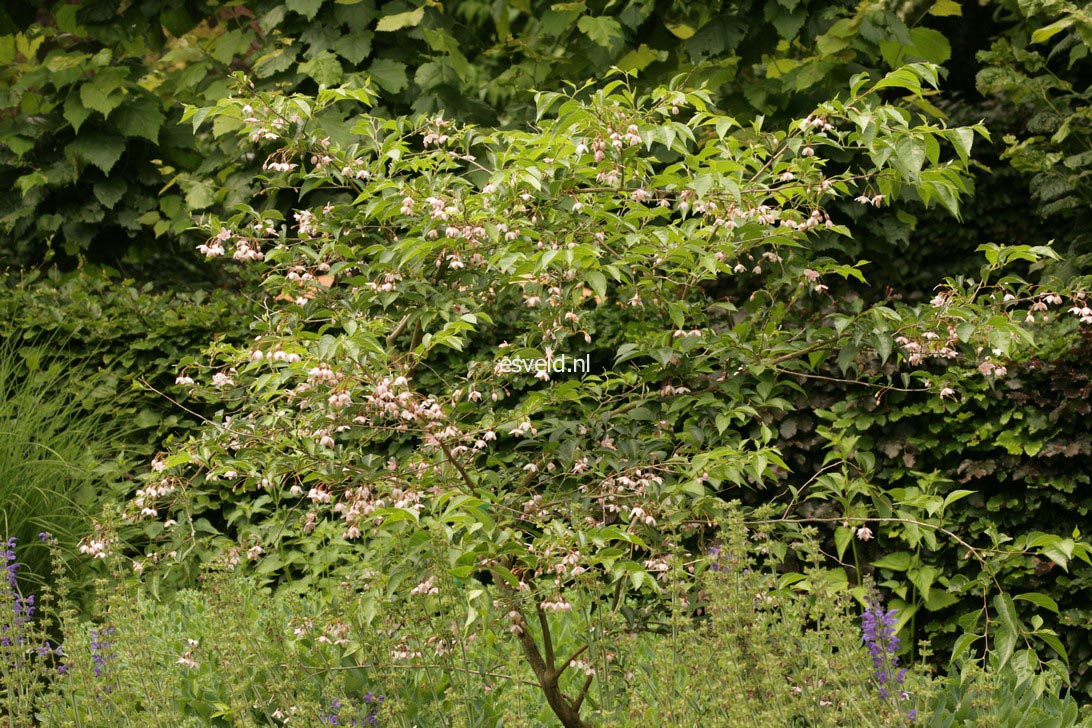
(577, 16, 623, 47)
(616, 43, 663, 71)
(1014, 592, 1059, 614)
(994, 625, 1017, 669)
(63, 95, 91, 132)
(367, 58, 408, 93)
(585, 270, 607, 300)
(299, 51, 344, 87)
(333, 31, 373, 64)
(908, 565, 940, 602)
(183, 177, 216, 210)
(992, 592, 1020, 668)
(834, 526, 852, 562)
(923, 588, 959, 611)
(286, 0, 325, 21)
(768, 7, 806, 40)
(665, 21, 695, 39)
(948, 127, 974, 161)
(872, 552, 912, 571)
(928, 0, 961, 16)
(254, 48, 297, 78)
(70, 131, 125, 173)
(1031, 17, 1075, 45)
(3, 135, 34, 156)
(114, 98, 165, 143)
(872, 67, 923, 94)
(895, 136, 925, 178)
(163, 452, 192, 468)
(14, 171, 47, 196)
(942, 489, 975, 509)
(375, 7, 425, 32)
(79, 79, 125, 117)
(950, 632, 981, 664)
(875, 331, 893, 363)
(93, 177, 127, 209)
(909, 28, 951, 65)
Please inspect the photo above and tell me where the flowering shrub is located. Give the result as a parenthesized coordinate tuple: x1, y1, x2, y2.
(119, 66, 1092, 725)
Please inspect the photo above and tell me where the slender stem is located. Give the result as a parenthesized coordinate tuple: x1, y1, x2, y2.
(440, 442, 477, 491)
(538, 606, 555, 671)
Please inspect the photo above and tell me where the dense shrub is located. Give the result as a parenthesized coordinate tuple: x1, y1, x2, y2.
(0, 0, 973, 267)
(0, 268, 258, 474)
(107, 66, 1092, 725)
(793, 324, 1092, 694)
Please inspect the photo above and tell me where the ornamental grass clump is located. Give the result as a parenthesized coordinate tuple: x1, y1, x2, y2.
(0, 337, 116, 593)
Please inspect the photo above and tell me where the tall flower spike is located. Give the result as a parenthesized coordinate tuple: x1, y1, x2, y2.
(861, 599, 905, 700)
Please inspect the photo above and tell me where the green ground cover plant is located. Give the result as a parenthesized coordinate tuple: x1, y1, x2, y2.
(4, 517, 1089, 726)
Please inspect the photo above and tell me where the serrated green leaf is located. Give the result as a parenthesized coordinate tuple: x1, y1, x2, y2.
(286, 0, 325, 21)
(79, 80, 125, 117)
(114, 97, 165, 143)
(577, 15, 623, 47)
(254, 48, 297, 78)
(299, 51, 344, 87)
(70, 131, 125, 173)
(3, 135, 34, 156)
(616, 43, 662, 71)
(93, 177, 127, 208)
(367, 58, 408, 93)
(768, 7, 806, 40)
(63, 94, 91, 132)
(333, 31, 373, 64)
(183, 177, 216, 210)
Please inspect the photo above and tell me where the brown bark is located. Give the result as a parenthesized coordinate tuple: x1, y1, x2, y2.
(511, 613, 592, 728)
(496, 576, 592, 728)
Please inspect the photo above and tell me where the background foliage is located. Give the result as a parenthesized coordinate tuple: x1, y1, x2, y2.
(3, 0, 1092, 722)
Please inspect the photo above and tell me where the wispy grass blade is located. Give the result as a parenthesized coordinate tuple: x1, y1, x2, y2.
(0, 334, 117, 589)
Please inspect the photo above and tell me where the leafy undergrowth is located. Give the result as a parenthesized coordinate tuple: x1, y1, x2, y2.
(3, 527, 1089, 728)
